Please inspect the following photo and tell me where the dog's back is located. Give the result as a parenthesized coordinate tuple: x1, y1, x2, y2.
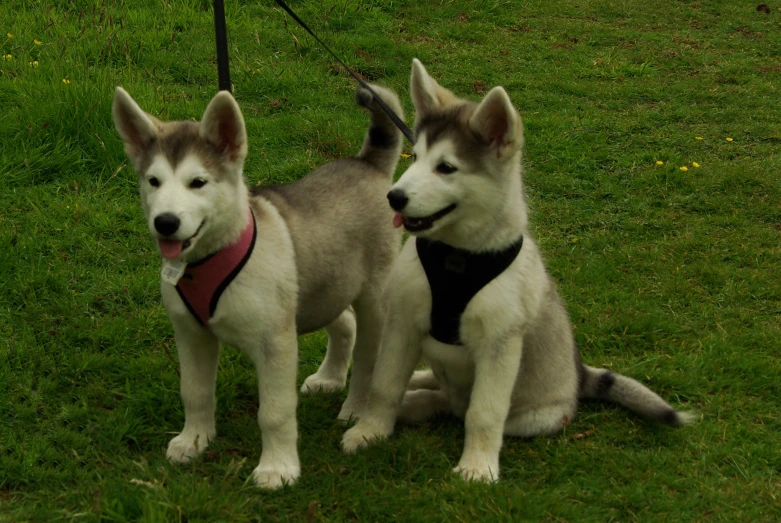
(254, 85, 404, 333)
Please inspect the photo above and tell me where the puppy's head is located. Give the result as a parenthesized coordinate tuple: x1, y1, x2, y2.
(112, 87, 248, 261)
(389, 59, 524, 243)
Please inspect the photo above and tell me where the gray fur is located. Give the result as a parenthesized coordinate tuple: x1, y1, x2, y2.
(342, 60, 694, 483)
(355, 86, 405, 174)
(580, 365, 690, 426)
(254, 155, 399, 333)
(112, 83, 405, 489)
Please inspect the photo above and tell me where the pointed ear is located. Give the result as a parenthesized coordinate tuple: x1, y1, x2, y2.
(410, 59, 460, 123)
(410, 58, 440, 116)
(469, 86, 524, 153)
(199, 91, 247, 163)
(112, 86, 158, 163)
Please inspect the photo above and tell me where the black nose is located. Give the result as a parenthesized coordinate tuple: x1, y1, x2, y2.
(154, 213, 181, 236)
(387, 189, 409, 212)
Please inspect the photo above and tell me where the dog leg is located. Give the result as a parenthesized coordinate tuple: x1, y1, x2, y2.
(338, 292, 386, 420)
(250, 323, 300, 489)
(454, 334, 522, 483)
(341, 316, 423, 453)
(301, 307, 356, 395)
(407, 369, 440, 391)
(166, 324, 220, 464)
(397, 389, 451, 423)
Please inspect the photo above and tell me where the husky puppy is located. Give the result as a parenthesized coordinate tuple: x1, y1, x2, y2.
(112, 84, 403, 488)
(342, 59, 693, 482)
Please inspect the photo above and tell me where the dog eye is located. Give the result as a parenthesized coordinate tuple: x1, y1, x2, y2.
(435, 162, 457, 175)
(189, 178, 207, 189)
(148, 177, 160, 188)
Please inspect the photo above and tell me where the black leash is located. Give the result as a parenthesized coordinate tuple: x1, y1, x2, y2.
(211, 0, 414, 143)
(213, 0, 232, 91)
(274, 0, 416, 144)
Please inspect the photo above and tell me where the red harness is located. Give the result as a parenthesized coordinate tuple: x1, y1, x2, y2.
(175, 211, 256, 326)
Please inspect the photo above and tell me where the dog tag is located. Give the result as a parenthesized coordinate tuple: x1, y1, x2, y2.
(161, 259, 187, 285)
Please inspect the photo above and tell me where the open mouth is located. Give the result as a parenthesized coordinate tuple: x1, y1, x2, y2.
(394, 204, 457, 232)
(157, 220, 205, 260)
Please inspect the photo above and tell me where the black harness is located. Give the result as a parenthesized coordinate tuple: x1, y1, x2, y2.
(416, 236, 524, 345)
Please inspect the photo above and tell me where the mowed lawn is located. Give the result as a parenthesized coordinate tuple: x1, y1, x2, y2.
(1, 0, 779, 520)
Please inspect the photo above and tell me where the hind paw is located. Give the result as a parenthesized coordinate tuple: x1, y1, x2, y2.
(342, 419, 391, 454)
(300, 373, 346, 395)
(337, 398, 366, 421)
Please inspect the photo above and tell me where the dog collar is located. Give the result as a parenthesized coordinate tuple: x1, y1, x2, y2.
(175, 210, 257, 326)
(416, 235, 523, 345)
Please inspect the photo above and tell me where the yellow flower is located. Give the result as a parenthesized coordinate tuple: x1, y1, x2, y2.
(62, 78, 71, 84)
(692, 162, 701, 168)
(680, 166, 689, 171)
(572, 237, 579, 243)
(6, 33, 12, 39)
(28, 60, 38, 67)
(655, 160, 664, 166)
(400, 153, 410, 159)
(34, 39, 42, 45)
(726, 137, 733, 142)
(695, 136, 703, 140)
(2, 54, 11, 61)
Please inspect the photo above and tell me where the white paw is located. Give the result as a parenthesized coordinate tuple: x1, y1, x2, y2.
(251, 461, 300, 490)
(166, 431, 213, 464)
(337, 399, 365, 421)
(300, 373, 346, 395)
(341, 420, 390, 454)
(453, 456, 499, 483)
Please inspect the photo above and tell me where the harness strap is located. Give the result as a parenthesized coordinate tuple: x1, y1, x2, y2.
(417, 236, 524, 345)
(175, 210, 257, 326)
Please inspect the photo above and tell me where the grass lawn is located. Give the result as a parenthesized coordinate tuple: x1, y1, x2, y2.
(2, 0, 780, 520)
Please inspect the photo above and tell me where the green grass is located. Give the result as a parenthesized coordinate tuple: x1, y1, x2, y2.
(2, 0, 780, 520)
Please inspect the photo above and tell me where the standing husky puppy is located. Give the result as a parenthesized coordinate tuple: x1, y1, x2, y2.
(342, 60, 693, 482)
(112, 84, 403, 488)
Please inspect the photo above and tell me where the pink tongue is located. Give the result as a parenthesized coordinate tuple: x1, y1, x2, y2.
(158, 239, 184, 259)
(392, 213, 404, 229)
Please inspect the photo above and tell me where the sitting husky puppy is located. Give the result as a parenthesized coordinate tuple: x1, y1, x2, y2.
(112, 84, 403, 488)
(342, 59, 693, 482)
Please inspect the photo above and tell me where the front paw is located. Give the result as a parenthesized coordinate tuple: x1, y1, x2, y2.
(341, 420, 391, 454)
(252, 460, 300, 490)
(166, 431, 213, 464)
(300, 372, 346, 395)
(453, 455, 499, 483)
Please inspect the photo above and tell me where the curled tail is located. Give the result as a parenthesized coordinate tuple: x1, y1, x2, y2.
(354, 84, 404, 175)
(580, 365, 695, 427)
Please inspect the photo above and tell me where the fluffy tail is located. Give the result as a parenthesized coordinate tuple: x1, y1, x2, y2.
(354, 84, 404, 175)
(580, 365, 695, 426)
